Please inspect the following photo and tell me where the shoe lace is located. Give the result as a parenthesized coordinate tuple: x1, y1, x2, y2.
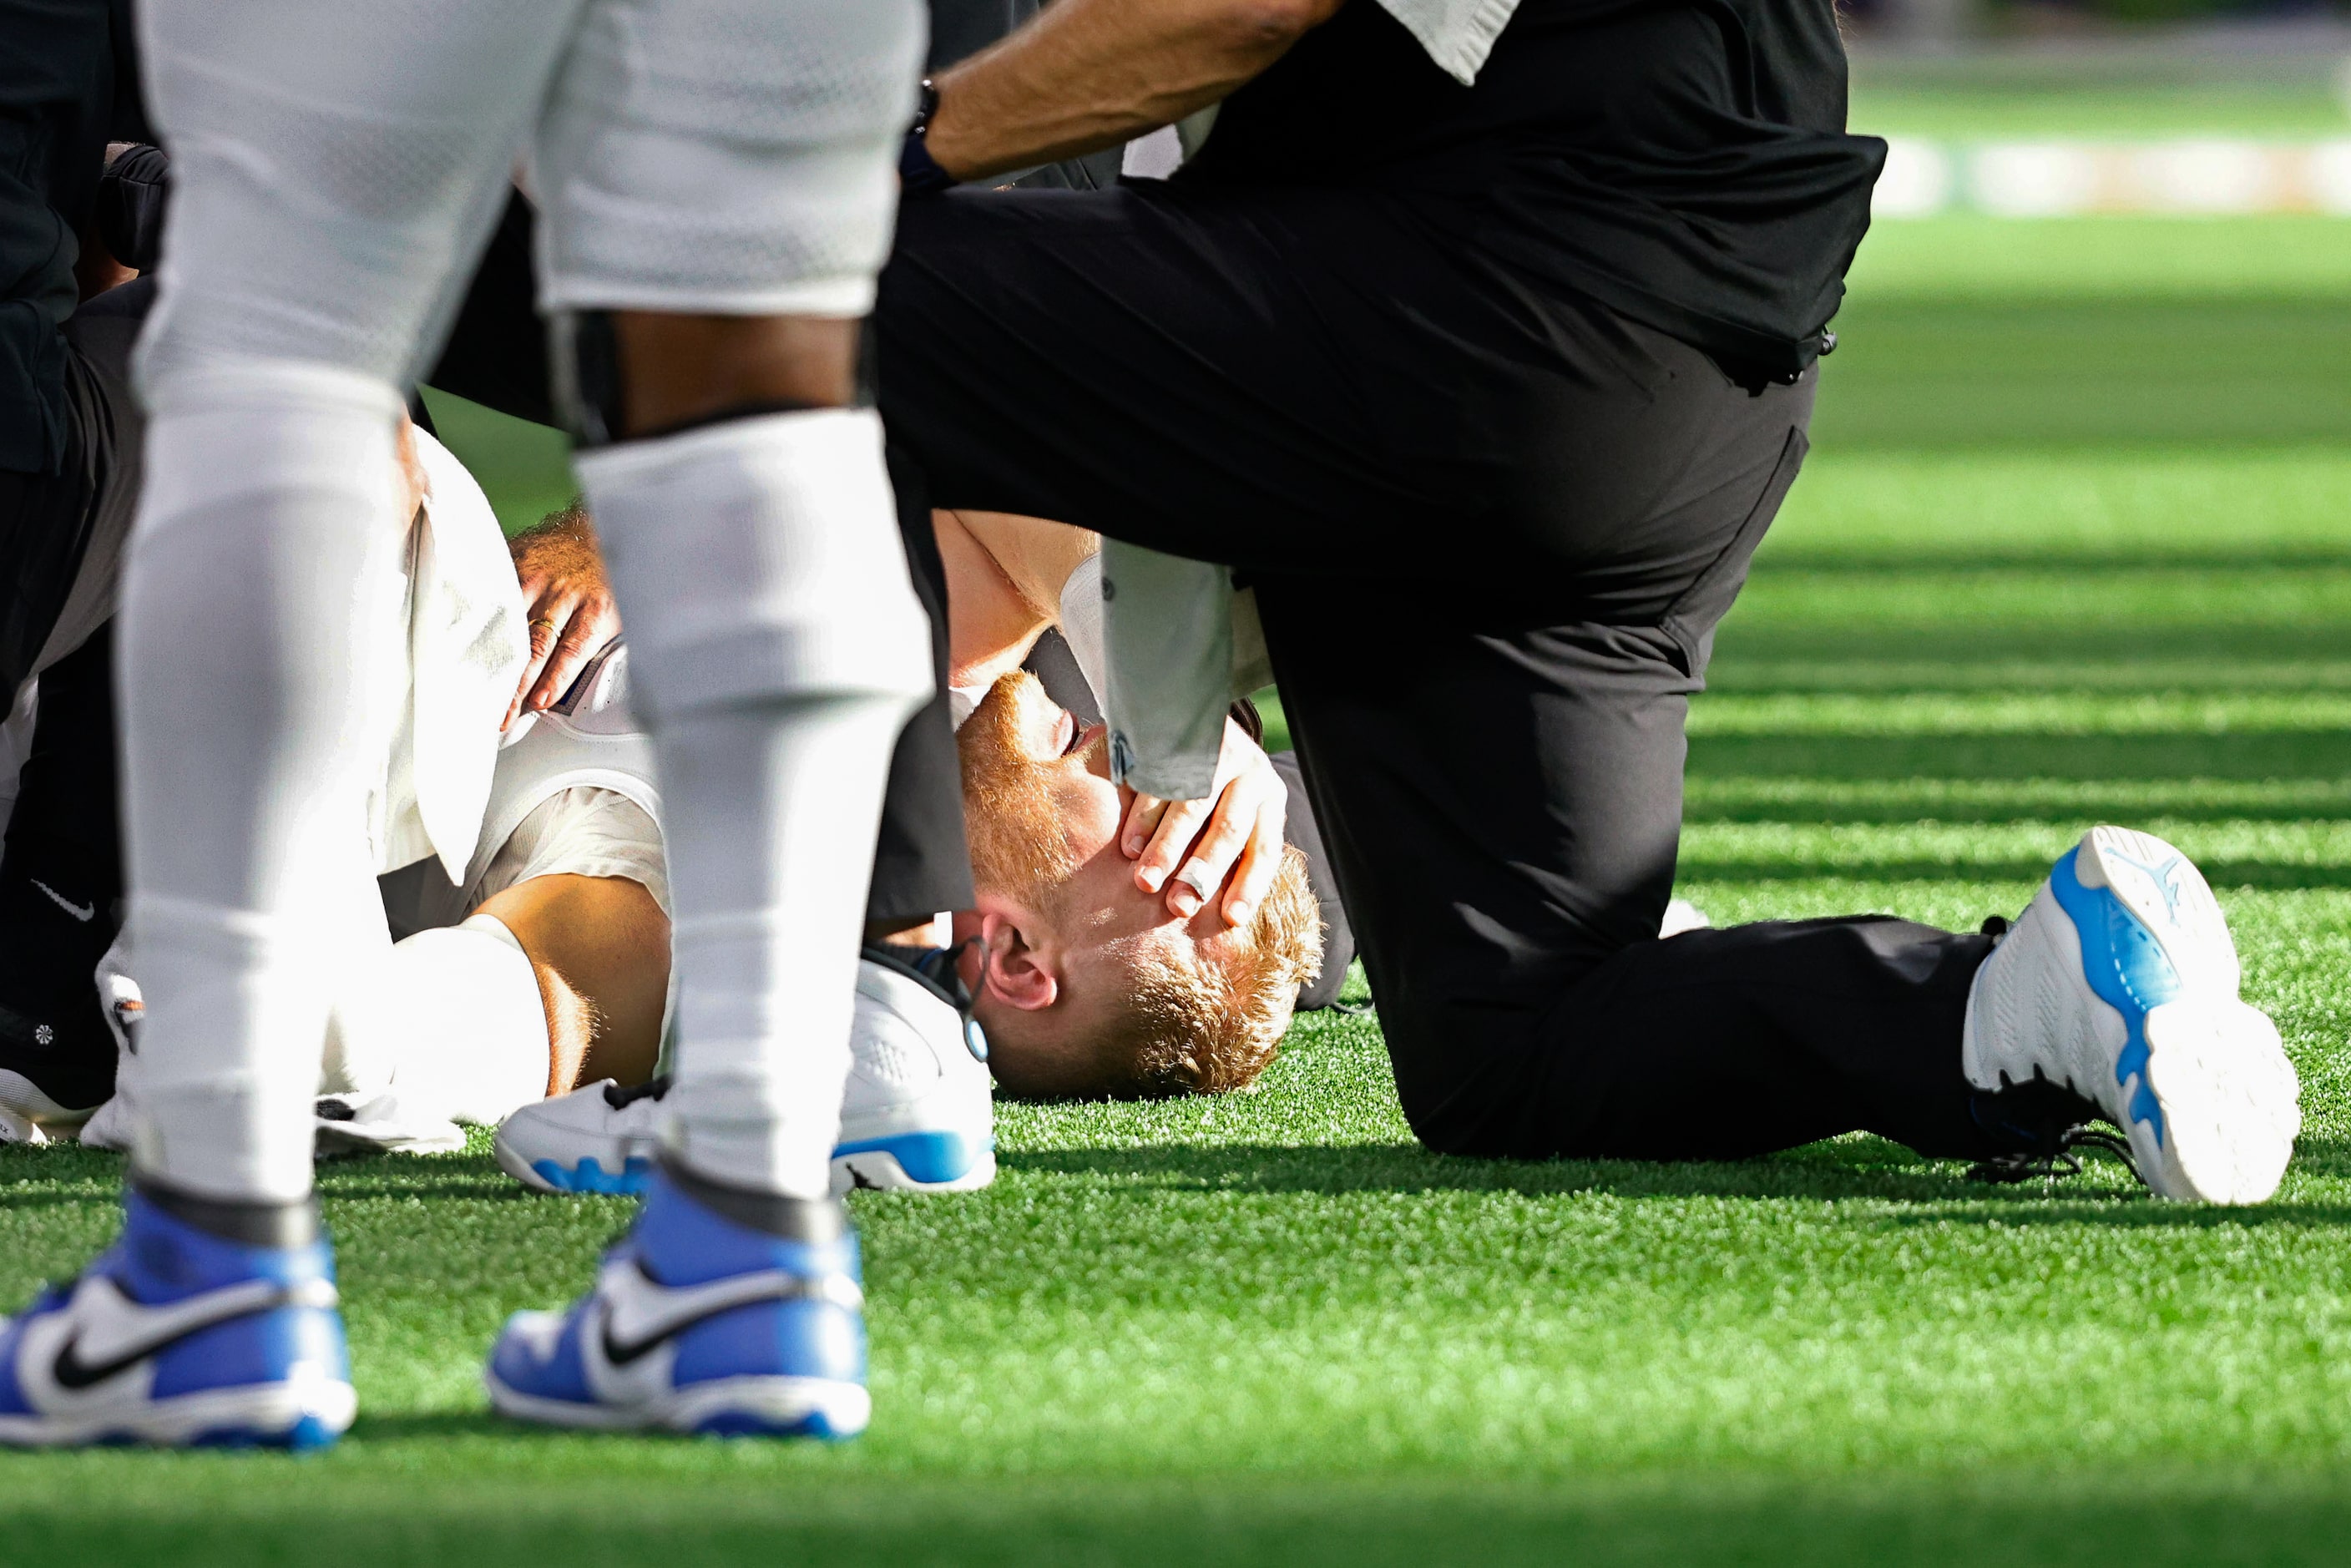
(1965, 1124, 2140, 1187)
(604, 1074, 671, 1110)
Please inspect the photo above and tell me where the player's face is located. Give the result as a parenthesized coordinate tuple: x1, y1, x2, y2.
(957, 670, 1250, 1095)
(958, 670, 1123, 893)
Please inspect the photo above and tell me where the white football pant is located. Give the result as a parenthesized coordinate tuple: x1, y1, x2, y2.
(124, 0, 932, 1203)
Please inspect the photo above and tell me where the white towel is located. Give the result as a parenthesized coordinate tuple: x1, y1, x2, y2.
(1373, 0, 1524, 85)
(374, 431, 530, 884)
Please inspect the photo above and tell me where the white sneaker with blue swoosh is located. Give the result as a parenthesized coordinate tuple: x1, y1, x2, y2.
(484, 1166, 868, 1438)
(1964, 826, 2300, 1204)
(0, 1188, 354, 1449)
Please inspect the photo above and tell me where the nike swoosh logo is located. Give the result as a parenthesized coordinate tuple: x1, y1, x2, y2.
(49, 1276, 336, 1391)
(596, 1260, 860, 1367)
(29, 880, 94, 923)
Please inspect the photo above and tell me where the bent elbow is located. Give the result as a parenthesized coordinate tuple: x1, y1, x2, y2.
(1216, 0, 1345, 55)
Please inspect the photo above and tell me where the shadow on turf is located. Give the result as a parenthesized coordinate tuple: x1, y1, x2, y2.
(1690, 731, 2351, 785)
(346, 1410, 517, 1442)
(1675, 856, 2351, 890)
(1001, 1141, 2351, 1225)
(1684, 794, 2351, 827)
(29, 1469, 2351, 1568)
(0, 1150, 569, 1209)
(1747, 551, 2351, 574)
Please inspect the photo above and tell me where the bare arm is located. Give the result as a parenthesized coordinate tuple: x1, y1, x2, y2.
(934, 508, 1099, 689)
(924, 0, 1349, 182)
(474, 873, 669, 1095)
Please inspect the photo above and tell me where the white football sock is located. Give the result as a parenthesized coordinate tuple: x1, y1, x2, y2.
(574, 407, 928, 1200)
(119, 362, 411, 1205)
(326, 914, 552, 1125)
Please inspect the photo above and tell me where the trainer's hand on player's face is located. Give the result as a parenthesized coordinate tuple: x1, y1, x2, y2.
(507, 504, 623, 730)
(1120, 718, 1287, 928)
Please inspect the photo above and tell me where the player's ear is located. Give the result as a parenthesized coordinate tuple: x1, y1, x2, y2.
(976, 910, 1059, 1013)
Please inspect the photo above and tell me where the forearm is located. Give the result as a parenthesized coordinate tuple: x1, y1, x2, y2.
(925, 0, 1343, 181)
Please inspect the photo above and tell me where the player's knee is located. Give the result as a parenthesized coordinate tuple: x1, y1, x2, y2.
(569, 398, 932, 721)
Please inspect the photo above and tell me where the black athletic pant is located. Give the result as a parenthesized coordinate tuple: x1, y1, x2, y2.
(877, 180, 2040, 1162)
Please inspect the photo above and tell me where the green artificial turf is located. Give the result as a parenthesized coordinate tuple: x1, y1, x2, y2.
(1848, 78, 2351, 140)
(13, 199, 2351, 1561)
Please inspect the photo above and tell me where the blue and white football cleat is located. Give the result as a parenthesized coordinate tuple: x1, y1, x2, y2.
(0, 1186, 353, 1449)
(1964, 825, 2301, 1203)
(491, 1075, 662, 1195)
(494, 947, 994, 1197)
(484, 1165, 869, 1438)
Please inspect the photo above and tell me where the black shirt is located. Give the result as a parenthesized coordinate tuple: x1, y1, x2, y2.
(1181, 0, 1884, 379)
(0, 0, 143, 476)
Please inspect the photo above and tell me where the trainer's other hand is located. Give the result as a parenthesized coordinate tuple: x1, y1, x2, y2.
(1120, 717, 1287, 928)
(507, 503, 621, 730)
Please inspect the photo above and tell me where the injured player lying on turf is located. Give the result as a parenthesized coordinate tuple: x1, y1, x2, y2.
(0, 366, 1337, 1180)
(0, 398, 1325, 1191)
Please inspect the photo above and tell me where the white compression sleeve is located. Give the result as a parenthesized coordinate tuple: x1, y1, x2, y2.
(574, 407, 929, 1200)
(327, 914, 551, 1127)
(119, 362, 412, 1204)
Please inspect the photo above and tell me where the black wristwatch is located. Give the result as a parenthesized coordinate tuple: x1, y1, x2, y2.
(900, 78, 957, 196)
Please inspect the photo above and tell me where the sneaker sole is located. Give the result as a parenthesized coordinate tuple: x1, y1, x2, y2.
(501, 1130, 995, 1198)
(2071, 826, 2300, 1204)
(0, 1375, 355, 1450)
(2136, 998, 2301, 1205)
(0, 1070, 97, 1135)
(484, 1368, 869, 1439)
(831, 1130, 996, 1194)
(499, 1142, 653, 1196)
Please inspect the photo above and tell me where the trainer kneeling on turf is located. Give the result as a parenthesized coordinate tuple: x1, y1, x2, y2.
(869, 0, 2303, 1201)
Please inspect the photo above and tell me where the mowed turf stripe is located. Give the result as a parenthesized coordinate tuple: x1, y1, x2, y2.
(1686, 776, 2351, 824)
(1678, 818, 2351, 888)
(1843, 215, 2351, 303)
(1727, 566, 2351, 631)
(1688, 691, 2351, 736)
(1812, 299, 2351, 450)
(1713, 661, 2351, 694)
(1763, 450, 2351, 567)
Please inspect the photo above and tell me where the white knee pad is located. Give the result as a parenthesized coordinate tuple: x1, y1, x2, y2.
(572, 407, 933, 721)
(134, 357, 407, 500)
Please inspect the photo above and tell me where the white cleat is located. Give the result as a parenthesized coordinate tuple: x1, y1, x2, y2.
(1964, 826, 2300, 1204)
(496, 948, 995, 1197)
(831, 947, 995, 1194)
(493, 1076, 663, 1196)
